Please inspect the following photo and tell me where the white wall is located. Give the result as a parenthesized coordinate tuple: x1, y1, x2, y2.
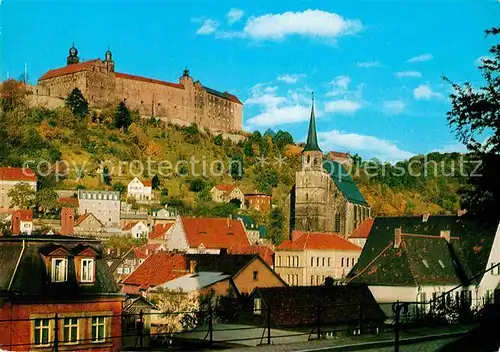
(166, 216, 189, 251)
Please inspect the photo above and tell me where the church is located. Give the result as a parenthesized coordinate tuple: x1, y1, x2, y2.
(35, 45, 243, 134)
(284, 97, 371, 238)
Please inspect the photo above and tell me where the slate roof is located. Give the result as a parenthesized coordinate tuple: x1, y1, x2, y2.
(323, 161, 368, 205)
(180, 217, 250, 249)
(203, 86, 243, 105)
(349, 218, 374, 239)
(0, 236, 121, 299)
(348, 216, 497, 286)
(251, 284, 385, 327)
(277, 232, 362, 251)
(0, 167, 37, 182)
(185, 253, 258, 276)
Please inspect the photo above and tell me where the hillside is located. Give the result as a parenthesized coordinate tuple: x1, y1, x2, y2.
(0, 85, 468, 222)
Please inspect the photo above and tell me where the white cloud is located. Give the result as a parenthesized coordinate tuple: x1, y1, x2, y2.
(242, 9, 362, 40)
(326, 75, 351, 96)
(382, 100, 406, 115)
(406, 53, 433, 63)
(227, 8, 244, 24)
(245, 84, 312, 128)
(432, 143, 467, 154)
(413, 84, 442, 100)
(395, 71, 422, 78)
(324, 100, 361, 114)
(277, 74, 306, 84)
(318, 130, 414, 162)
(357, 61, 380, 68)
(196, 19, 219, 35)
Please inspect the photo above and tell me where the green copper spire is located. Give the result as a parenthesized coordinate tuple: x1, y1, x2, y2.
(303, 92, 321, 152)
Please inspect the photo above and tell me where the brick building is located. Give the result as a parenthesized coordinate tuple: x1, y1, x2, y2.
(245, 193, 272, 213)
(36, 45, 243, 133)
(0, 235, 124, 351)
(0, 167, 37, 211)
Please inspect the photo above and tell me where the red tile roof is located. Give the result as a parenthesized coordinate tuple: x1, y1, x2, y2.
(75, 213, 102, 227)
(122, 252, 187, 293)
(181, 217, 250, 249)
(349, 218, 374, 239)
(13, 210, 33, 222)
(226, 93, 243, 105)
(277, 232, 362, 251)
(39, 60, 99, 81)
(228, 245, 274, 267)
(327, 151, 351, 158)
(214, 184, 238, 194)
(142, 180, 152, 187)
(133, 244, 163, 259)
(57, 197, 79, 207)
(0, 167, 37, 182)
(149, 223, 173, 241)
(123, 221, 140, 231)
(115, 72, 184, 89)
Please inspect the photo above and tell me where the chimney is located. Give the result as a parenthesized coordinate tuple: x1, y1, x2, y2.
(11, 211, 21, 235)
(189, 260, 197, 274)
(394, 228, 402, 248)
(422, 212, 430, 223)
(440, 230, 451, 242)
(60, 207, 75, 235)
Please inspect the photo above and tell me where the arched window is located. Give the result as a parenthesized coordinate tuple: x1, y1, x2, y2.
(277, 256, 282, 267)
(341, 258, 344, 267)
(296, 256, 299, 267)
(287, 256, 290, 267)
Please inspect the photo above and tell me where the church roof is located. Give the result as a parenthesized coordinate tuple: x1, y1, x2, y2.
(39, 60, 100, 80)
(303, 98, 321, 152)
(323, 161, 368, 205)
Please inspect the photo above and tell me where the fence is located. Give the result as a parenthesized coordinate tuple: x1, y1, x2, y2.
(1, 297, 497, 351)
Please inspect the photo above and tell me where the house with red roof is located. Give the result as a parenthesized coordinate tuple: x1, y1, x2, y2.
(149, 223, 174, 244)
(166, 216, 250, 254)
(348, 218, 374, 248)
(0, 167, 37, 211)
(228, 245, 275, 268)
(122, 221, 149, 239)
(210, 184, 245, 209)
(11, 210, 34, 235)
(275, 231, 362, 286)
(127, 177, 153, 202)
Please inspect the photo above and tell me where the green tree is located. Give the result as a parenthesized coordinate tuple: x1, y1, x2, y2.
(229, 155, 244, 181)
(187, 178, 206, 193)
(65, 88, 89, 118)
(444, 27, 500, 223)
(34, 188, 59, 216)
(102, 166, 112, 185)
(213, 134, 224, 146)
(268, 207, 285, 245)
(114, 101, 132, 131)
(112, 182, 125, 193)
(273, 130, 294, 150)
(8, 182, 36, 209)
(152, 175, 160, 190)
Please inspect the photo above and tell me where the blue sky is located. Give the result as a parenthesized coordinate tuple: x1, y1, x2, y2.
(1, 0, 499, 162)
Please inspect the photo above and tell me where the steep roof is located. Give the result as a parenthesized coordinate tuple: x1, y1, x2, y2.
(180, 217, 250, 249)
(349, 218, 374, 239)
(0, 167, 37, 182)
(251, 284, 385, 327)
(323, 161, 368, 205)
(228, 245, 275, 267)
(203, 86, 243, 105)
(39, 60, 99, 80)
(277, 232, 362, 251)
(348, 216, 497, 286)
(75, 213, 102, 227)
(0, 237, 120, 298)
(214, 184, 238, 193)
(149, 223, 173, 241)
(115, 72, 184, 89)
(303, 99, 321, 152)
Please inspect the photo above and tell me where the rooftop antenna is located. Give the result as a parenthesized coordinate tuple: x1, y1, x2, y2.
(24, 63, 28, 84)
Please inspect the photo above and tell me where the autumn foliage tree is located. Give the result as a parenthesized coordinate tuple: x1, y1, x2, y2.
(0, 79, 26, 113)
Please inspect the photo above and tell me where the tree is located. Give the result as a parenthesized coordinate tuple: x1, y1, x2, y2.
(229, 155, 244, 181)
(112, 182, 125, 193)
(268, 207, 285, 245)
(114, 101, 132, 131)
(152, 175, 160, 190)
(445, 28, 500, 223)
(34, 188, 59, 216)
(213, 134, 224, 146)
(0, 79, 25, 112)
(8, 182, 36, 209)
(273, 130, 294, 150)
(102, 166, 112, 185)
(187, 178, 206, 193)
(65, 88, 89, 118)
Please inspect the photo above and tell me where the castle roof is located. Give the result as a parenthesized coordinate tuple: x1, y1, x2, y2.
(115, 72, 184, 89)
(203, 86, 243, 105)
(39, 60, 100, 80)
(277, 231, 362, 251)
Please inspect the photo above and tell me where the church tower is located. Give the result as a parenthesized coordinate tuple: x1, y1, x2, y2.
(67, 44, 80, 65)
(104, 47, 115, 72)
(302, 93, 323, 171)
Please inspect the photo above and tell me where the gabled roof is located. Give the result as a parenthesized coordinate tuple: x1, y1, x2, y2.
(115, 72, 184, 89)
(13, 210, 33, 222)
(348, 216, 497, 286)
(133, 244, 163, 259)
(156, 272, 231, 293)
(39, 60, 99, 80)
(0, 167, 37, 182)
(213, 184, 238, 193)
(349, 218, 374, 239)
(180, 217, 250, 249)
(250, 284, 385, 327)
(142, 180, 152, 187)
(185, 253, 258, 276)
(75, 213, 102, 227)
(149, 223, 173, 241)
(123, 221, 147, 231)
(228, 245, 275, 267)
(323, 161, 368, 205)
(277, 232, 362, 251)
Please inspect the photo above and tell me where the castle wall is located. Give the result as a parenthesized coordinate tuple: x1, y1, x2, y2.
(37, 71, 87, 99)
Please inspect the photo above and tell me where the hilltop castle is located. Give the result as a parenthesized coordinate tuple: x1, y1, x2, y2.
(284, 97, 371, 238)
(35, 45, 243, 133)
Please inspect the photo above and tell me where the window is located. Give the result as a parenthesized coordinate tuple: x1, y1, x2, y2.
(81, 258, 94, 282)
(322, 258, 326, 267)
(341, 258, 344, 267)
(52, 258, 68, 282)
(346, 258, 350, 268)
(34, 319, 50, 346)
(277, 256, 282, 267)
(328, 258, 331, 267)
(253, 298, 262, 315)
(310, 257, 314, 267)
(311, 276, 314, 285)
(492, 262, 500, 276)
(287, 256, 291, 267)
(253, 271, 259, 281)
(117, 267, 123, 274)
(316, 258, 320, 267)
(91, 317, 106, 343)
(295, 256, 299, 267)
(334, 213, 341, 233)
(63, 318, 79, 344)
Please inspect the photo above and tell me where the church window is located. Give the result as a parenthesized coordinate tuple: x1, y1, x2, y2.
(307, 155, 310, 163)
(334, 213, 341, 233)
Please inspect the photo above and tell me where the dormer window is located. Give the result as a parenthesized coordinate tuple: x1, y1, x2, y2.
(81, 258, 95, 282)
(52, 258, 68, 282)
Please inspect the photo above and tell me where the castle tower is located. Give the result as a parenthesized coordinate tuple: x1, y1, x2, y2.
(104, 47, 115, 72)
(67, 44, 80, 65)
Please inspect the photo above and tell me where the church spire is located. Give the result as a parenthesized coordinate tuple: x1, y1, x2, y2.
(303, 92, 321, 152)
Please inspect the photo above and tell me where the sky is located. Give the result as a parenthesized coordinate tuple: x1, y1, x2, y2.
(1, 0, 499, 162)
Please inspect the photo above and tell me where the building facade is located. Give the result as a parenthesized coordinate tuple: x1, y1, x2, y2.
(210, 184, 245, 208)
(245, 193, 272, 213)
(35, 46, 243, 133)
(284, 98, 370, 237)
(0, 167, 37, 211)
(127, 178, 152, 202)
(78, 190, 121, 228)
